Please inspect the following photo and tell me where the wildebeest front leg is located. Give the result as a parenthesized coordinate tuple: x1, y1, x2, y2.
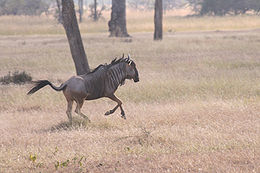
(105, 94, 126, 119)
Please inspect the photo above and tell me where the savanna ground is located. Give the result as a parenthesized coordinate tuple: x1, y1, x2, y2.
(0, 10, 260, 172)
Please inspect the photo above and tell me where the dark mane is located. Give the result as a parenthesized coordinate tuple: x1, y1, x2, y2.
(87, 57, 131, 75)
(87, 64, 105, 74)
(108, 57, 130, 67)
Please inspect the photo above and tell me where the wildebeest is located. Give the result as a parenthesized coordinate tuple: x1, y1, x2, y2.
(27, 55, 139, 124)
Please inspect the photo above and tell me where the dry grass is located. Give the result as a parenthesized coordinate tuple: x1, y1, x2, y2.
(0, 14, 260, 172)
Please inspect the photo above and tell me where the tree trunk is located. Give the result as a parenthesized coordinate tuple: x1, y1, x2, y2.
(154, 0, 163, 40)
(108, 0, 129, 37)
(78, 0, 83, 23)
(62, 0, 90, 75)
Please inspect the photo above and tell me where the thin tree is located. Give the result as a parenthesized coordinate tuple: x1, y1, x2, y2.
(94, 0, 97, 21)
(62, 0, 90, 75)
(108, 0, 129, 37)
(56, 0, 62, 24)
(78, 0, 84, 23)
(154, 0, 163, 40)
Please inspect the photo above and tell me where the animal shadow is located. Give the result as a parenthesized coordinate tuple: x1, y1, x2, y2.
(49, 117, 90, 132)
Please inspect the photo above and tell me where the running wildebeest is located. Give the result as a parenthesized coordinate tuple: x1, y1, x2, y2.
(27, 55, 139, 124)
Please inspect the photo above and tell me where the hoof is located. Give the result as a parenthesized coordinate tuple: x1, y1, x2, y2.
(85, 117, 91, 123)
(105, 110, 113, 116)
(121, 115, 126, 120)
(81, 115, 91, 123)
(121, 111, 126, 119)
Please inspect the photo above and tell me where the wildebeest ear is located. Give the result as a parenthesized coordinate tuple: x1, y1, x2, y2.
(128, 54, 131, 59)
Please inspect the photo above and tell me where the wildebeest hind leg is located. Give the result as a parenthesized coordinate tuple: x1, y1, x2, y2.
(75, 99, 91, 123)
(66, 100, 73, 124)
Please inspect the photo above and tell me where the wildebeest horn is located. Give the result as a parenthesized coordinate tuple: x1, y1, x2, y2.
(122, 53, 124, 58)
(128, 54, 131, 59)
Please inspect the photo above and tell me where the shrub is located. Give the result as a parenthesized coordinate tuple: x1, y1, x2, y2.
(0, 71, 32, 85)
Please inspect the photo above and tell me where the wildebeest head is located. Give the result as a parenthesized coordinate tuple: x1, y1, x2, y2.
(124, 54, 139, 82)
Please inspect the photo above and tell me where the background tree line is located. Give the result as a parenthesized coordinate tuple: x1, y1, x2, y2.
(0, 0, 51, 15)
(189, 0, 260, 15)
(1, 0, 260, 17)
(0, 0, 183, 16)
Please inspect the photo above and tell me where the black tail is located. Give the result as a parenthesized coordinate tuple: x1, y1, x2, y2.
(27, 80, 66, 95)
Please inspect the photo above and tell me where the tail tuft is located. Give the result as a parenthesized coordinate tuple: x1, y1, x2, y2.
(27, 80, 50, 95)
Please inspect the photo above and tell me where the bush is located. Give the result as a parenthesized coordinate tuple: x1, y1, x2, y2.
(0, 71, 32, 85)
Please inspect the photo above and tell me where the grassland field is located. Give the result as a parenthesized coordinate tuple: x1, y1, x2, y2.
(0, 10, 260, 172)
